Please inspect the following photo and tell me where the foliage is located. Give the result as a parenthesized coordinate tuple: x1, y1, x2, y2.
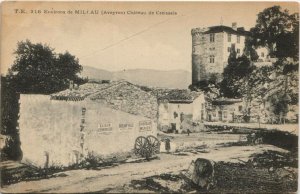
(220, 51, 255, 98)
(1, 40, 86, 161)
(221, 6, 299, 121)
(1, 76, 22, 160)
(189, 73, 219, 93)
(249, 6, 299, 60)
(8, 40, 85, 94)
(244, 37, 259, 61)
(269, 93, 290, 120)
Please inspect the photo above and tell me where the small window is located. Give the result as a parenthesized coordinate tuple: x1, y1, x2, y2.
(227, 47, 231, 52)
(237, 49, 240, 54)
(224, 111, 227, 118)
(261, 52, 265, 57)
(237, 35, 240, 43)
(210, 33, 215, 42)
(209, 55, 215, 63)
(178, 104, 180, 108)
(228, 34, 231, 42)
(238, 105, 243, 112)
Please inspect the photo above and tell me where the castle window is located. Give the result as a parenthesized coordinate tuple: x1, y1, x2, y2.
(213, 111, 216, 117)
(261, 52, 265, 57)
(209, 55, 215, 63)
(210, 33, 215, 42)
(228, 34, 231, 42)
(237, 49, 240, 54)
(224, 111, 227, 118)
(238, 105, 243, 112)
(237, 35, 240, 43)
(227, 47, 231, 52)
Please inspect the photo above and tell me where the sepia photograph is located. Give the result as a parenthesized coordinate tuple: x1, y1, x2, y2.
(0, 1, 299, 193)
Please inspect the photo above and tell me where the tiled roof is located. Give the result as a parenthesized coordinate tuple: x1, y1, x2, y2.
(51, 81, 116, 101)
(51, 80, 158, 119)
(204, 25, 250, 36)
(152, 89, 202, 103)
(212, 98, 243, 105)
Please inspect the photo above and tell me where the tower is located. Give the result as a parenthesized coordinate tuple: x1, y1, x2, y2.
(191, 23, 248, 85)
(191, 28, 208, 85)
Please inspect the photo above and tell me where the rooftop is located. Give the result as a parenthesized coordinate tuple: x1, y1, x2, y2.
(192, 25, 250, 36)
(212, 98, 243, 105)
(51, 80, 158, 119)
(152, 89, 202, 103)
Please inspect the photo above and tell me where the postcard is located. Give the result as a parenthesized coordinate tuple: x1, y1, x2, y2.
(0, 1, 298, 193)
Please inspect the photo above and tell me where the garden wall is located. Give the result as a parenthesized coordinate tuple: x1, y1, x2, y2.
(19, 95, 157, 168)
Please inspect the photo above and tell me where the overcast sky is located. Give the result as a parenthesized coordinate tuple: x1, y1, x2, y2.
(1, 2, 298, 74)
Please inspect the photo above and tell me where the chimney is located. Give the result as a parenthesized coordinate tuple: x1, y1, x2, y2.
(232, 22, 237, 30)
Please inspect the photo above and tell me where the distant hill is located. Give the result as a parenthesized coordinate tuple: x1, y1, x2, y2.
(80, 66, 191, 89)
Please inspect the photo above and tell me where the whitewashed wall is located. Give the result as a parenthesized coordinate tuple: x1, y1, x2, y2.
(19, 95, 157, 168)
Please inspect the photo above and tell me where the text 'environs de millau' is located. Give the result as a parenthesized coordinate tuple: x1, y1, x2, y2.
(24, 9, 178, 15)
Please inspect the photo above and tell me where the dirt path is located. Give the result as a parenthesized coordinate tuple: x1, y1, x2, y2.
(204, 122, 298, 135)
(1, 144, 288, 193)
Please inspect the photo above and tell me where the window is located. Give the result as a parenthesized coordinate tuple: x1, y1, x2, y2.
(224, 111, 227, 118)
(237, 49, 240, 54)
(213, 112, 216, 117)
(238, 105, 243, 112)
(237, 35, 240, 43)
(227, 47, 231, 52)
(228, 34, 231, 42)
(261, 52, 265, 57)
(210, 47, 215, 51)
(201, 103, 205, 110)
(209, 55, 215, 63)
(210, 33, 215, 42)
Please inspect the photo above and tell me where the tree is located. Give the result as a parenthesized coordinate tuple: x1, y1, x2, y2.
(244, 36, 259, 61)
(1, 40, 85, 160)
(8, 40, 84, 94)
(250, 6, 299, 59)
(270, 93, 291, 124)
(1, 76, 22, 160)
(220, 51, 255, 98)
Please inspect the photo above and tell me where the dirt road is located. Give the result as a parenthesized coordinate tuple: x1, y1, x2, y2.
(1, 144, 288, 193)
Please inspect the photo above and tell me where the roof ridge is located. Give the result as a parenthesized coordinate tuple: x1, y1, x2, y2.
(88, 81, 132, 99)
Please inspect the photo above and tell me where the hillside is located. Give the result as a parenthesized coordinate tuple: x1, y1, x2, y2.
(80, 66, 191, 89)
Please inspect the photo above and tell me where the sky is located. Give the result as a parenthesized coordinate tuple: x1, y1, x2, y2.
(1, 2, 298, 74)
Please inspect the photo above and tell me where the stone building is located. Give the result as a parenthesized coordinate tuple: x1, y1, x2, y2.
(19, 80, 158, 167)
(155, 89, 205, 132)
(191, 23, 274, 84)
(191, 23, 250, 84)
(206, 98, 244, 123)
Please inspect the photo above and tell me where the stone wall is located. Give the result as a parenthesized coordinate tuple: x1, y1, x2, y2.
(191, 28, 249, 83)
(191, 29, 224, 83)
(207, 102, 244, 122)
(19, 94, 157, 168)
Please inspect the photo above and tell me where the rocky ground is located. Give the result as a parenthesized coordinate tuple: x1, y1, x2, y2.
(1, 130, 298, 193)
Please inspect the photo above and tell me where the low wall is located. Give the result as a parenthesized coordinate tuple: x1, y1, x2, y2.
(19, 95, 157, 168)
